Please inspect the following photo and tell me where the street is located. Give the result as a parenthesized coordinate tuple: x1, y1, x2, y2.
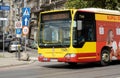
(0, 47, 120, 78)
(0, 61, 120, 78)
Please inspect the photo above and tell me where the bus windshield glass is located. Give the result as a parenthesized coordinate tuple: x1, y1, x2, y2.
(39, 11, 71, 48)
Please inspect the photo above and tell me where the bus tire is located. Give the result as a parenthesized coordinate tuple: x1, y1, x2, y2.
(101, 50, 110, 66)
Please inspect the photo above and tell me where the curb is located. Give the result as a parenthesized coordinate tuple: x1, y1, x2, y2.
(0, 58, 37, 68)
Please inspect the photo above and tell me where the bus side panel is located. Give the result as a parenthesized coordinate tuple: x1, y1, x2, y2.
(96, 20, 108, 61)
(96, 16, 120, 61)
(76, 53, 96, 63)
(96, 42, 106, 61)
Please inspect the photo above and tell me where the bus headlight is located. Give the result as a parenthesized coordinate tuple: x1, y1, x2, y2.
(70, 54, 76, 57)
(65, 53, 76, 58)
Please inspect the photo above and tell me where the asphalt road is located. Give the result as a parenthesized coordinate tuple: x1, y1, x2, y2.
(0, 61, 120, 78)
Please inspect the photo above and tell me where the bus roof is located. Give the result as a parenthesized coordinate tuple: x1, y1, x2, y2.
(40, 9, 71, 14)
(79, 8, 120, 15)
(41, 8, 120, 15)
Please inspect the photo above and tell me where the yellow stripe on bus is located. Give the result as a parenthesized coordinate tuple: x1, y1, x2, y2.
(95, 14, 120, 22)
(78, 56, 96, 60)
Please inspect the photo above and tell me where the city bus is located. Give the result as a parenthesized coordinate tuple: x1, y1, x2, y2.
(38, 8, 120, 66)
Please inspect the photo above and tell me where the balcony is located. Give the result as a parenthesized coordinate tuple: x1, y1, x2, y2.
(40, 0, 67, 10)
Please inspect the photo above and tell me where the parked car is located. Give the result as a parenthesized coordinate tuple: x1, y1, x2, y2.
(8, 41, 23, 52)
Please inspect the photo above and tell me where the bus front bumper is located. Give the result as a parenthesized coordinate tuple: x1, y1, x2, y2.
(38, 53, 78, 62)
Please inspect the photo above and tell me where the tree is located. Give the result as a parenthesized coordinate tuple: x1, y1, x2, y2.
(65, 0, 120, 10)
(65, 0, 88, 9)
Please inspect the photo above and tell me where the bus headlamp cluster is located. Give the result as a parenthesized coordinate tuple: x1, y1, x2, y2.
(65, 53, 76, 58)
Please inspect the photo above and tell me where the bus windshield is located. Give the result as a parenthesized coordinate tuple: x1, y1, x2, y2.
(39, 20, 71, 48)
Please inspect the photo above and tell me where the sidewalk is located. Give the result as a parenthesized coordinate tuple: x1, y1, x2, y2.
(0, 47, 38, 68)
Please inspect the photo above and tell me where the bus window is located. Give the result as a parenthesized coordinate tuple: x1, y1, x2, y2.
(77, 21, 82, 30)
(82, 21, 95, 41)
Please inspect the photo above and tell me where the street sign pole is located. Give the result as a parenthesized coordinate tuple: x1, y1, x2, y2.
(24, 0, 26, 53)
(19, 0, 30, 61)
(22, 7, 30, 53)
(15, 21, 22, 59)
(3, 30, 4, 56)
(24, 0, 27, 53)
(24, 38, 26, 52)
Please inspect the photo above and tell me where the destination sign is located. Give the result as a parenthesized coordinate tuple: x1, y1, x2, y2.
(42, 11, 71, 21)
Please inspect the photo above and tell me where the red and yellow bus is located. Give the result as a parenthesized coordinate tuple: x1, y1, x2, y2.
(38, 8, 120, 66)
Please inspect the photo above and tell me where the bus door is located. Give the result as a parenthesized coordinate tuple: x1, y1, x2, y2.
(73, 12, 96, 48)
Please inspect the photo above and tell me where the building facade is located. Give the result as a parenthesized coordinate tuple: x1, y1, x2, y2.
(0, 0, 11, 33)
(0, 0, 67, 40)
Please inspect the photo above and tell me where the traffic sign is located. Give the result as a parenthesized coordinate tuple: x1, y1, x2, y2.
(22, 8, 30, 17)
(22, 26, 29, 35)
(22, 7, 30, 27)
(0, 18, 8, 20)
(15, 21, 22, 28)
(0, 6, 10, 10)
(22, 17, 29, 26)
(16, 29, 22, 34)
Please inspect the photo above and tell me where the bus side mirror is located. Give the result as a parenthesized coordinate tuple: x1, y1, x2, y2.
(77, 21, 82, 30)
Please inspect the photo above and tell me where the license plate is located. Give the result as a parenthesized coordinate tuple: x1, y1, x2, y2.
(43, 58, 48, 61)
(50, 59, 58, 62)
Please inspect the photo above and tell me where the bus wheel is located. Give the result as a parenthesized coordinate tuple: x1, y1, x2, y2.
(101, 50, 110, 66)
(68, 62, 77, 66)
